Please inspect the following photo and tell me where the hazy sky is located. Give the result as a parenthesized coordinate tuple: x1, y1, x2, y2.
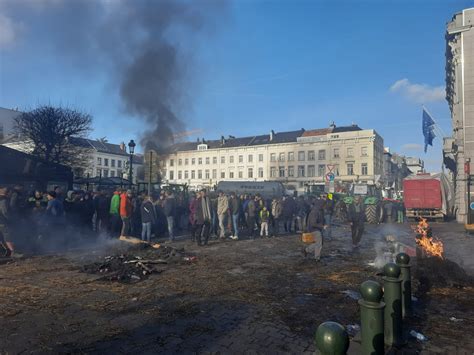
(1, 0, 472, 171)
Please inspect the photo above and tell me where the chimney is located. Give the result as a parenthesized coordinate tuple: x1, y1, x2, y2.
(197, 137, 200, 143)
(270, 130, 275, 141)
(119, 142, 126, 152)
(221, 135, 226, 145)
(329, 121, 336, 129)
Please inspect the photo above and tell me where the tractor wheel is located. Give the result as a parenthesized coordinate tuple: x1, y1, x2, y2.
(365, 204, 379, 224)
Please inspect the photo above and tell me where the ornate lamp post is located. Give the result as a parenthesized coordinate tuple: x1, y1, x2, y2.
(128, 139, 136, 188)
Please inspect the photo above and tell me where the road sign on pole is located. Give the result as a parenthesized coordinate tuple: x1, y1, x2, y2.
(326, 173, 335, 182)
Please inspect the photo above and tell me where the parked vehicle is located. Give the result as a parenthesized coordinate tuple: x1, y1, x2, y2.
(402, 173, 455, 221)
(216, 181, 286, 199)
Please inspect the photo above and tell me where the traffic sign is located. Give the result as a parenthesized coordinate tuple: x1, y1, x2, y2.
(325, 173, 335, 182)
(470, 202, 474, 210)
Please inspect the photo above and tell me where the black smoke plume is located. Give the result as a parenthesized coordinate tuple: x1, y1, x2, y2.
(2, 0, 227, 151)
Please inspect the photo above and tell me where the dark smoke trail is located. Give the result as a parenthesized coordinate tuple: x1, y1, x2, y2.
(2, 0, 228, 151)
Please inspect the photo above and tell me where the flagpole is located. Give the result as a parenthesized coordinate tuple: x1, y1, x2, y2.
(423, 104, 447, 137)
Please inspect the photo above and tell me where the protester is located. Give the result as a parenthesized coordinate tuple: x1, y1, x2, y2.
(303, 200, 325, 261)
(188, 192, 199, 242)
(348, 195, 366, 249)
(217, 190, 229, 240)
(246, 196, 257, 239)
(230, 192, 241, 240)
(195, 189, 212, 246)
(94, 191, 109, 234)
(0, 188, 17, 257)
(120, 190, 133, 237)
(141, 194, 156, 242)
(164, 191, 176, 242)
(271, 197, 283, 236)
(259, 205, 270, 238)
(322, 193, 335, 240)
(109, 189, 121, 238)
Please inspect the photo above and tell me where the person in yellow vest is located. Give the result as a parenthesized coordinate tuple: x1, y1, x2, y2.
(259, 206, 270, 238)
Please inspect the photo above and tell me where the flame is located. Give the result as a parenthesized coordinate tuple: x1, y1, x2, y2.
(415, 218, 444, 259)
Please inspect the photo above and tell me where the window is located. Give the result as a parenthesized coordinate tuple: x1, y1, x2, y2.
(198, 158, 202, 165)
(111, 159, 115, 167)
(347, 147, 354, 157)
(97, 157, 102, 165)
(318, 165, 325, 177)
(178, 159, 182, 166)
(230, 156, 234, 163)
(239, 155, 243, 163)
(205, 157, 210, 164)
(248, 154, 253, 163)
(191, 170, 195, 179)
(221, 171, 226, 179)
(318, 150, 326, 160)
(361, 163, 368, 175)
(279, 166, 285, 178)
(248, 167, 253, 178)
(279, 152, 285, 162)
(117, 160, 122, 168)
(298, 151, 305, 161)
(259, 154, 264, 162)
(184, 171, 189, 179)
(288, 166, 295, 177)
(198, 170, 202, 179)
(270, 153, 276, 162)
(192, 158, 196, 165)
(258, 167, 264, 178)
(238, 170, 243, 178)
(205, 170, 210, 179)
(288, 152, 294, 161)
(308, 150, 315, 161)
(178, 171, 182, 179)
(110, 170, 115, 177)
(308, 165, 315, 177)
(212, 169, 217, 179)
(333, 148, 340, 158)
(103, 169, 109, 177)
(270, 167, 277, 177)
(361, 146, 368, 156)
(229, 171, 234, 179)
(298, 165, 305, 177)
(221, 156, 225, 164)
(213, 157, 217, 164)
(347, 163, 354, 175)
(96, 169, 101, 177)
(170, 159, 174, 167)
(185, 158, 189, 165)
(104, 158, 109, 167)
(170, 171, 174, 180)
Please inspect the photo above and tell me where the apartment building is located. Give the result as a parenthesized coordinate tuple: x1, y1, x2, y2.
(160, 124, 384, 192)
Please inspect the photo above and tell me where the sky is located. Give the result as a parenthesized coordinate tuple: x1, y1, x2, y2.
(0, 0, 473, 172)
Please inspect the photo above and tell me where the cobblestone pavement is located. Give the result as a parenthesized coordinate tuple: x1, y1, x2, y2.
(0, 221, 473, 354)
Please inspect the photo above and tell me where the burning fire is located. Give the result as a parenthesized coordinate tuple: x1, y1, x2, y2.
(415, 218, 444, 259)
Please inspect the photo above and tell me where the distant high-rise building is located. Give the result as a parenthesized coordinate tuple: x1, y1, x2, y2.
(444, 8, 474, 223)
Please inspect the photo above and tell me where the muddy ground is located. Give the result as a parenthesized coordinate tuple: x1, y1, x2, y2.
(0, 223, 473, 354)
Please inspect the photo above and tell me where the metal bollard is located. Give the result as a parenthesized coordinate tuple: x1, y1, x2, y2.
(315, 321, 350, 355)
(396, 252, 412, 318)
(359, 280, 385, 355)
(383, 262, 404, 347)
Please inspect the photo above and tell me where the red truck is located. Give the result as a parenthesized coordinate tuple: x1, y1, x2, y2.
(402, 173, 455, 221)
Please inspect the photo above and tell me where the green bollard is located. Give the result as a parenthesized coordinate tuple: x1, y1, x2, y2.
(359, 280, 385, 355)
(383, 262, 404, 347)
(315, 321, 350, 355)
(396, 252, 412, 318)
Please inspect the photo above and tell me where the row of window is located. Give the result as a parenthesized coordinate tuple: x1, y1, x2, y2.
(169, 147, 369, 167)
(168, 163, 369, 180)
(95, 169, 123, 178)
(97, 157, 125, 168)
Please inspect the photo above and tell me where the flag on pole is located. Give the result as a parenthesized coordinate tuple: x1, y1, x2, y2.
(422, 108, 436, 152)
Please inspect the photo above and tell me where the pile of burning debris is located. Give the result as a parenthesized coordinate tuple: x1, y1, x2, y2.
(82, 238, 196, 283)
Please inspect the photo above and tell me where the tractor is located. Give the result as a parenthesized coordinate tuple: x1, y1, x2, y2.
(339, 183, 383, 224)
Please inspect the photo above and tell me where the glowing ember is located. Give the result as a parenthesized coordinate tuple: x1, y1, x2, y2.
(415, 218, 444, 259)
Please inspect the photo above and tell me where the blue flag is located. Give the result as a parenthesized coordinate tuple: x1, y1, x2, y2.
(422, 108, 436, 152)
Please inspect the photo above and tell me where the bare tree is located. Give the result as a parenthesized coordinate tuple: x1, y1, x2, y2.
(14, 106, 93, 171)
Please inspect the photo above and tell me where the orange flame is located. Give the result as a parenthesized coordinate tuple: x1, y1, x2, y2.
(415, 218, 444, 259)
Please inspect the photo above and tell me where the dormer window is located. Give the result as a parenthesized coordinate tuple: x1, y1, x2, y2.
(197, 144, 208, 151)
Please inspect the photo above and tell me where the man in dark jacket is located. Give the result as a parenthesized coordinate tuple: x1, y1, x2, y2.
(0, 187, 16, 257)
(322, 194, 335, 240)
(246, 196, 257, 239)
(229, 192, 241, 240)
(164, 191, 176, 241)
(195, 189, 212, 246)
(282, 196, 296, 233)
(304, 201, 325, 261)
(141, 194, 156, 242)
(348, 196, 366, 249)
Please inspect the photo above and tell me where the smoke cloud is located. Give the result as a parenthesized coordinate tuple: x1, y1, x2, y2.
(2, 0, 228, 150)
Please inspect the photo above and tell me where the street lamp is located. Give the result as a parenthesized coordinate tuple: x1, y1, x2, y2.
(128, 139, 136, 188)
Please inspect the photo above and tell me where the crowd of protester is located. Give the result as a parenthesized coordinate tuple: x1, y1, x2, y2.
(0, 183, 406, 258)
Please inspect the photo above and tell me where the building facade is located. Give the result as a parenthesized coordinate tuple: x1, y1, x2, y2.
(0, 107, 22, 144)
(383, 148, 411, 194)
(444, 8, 474, 222)
(160, 124, 384, 193)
